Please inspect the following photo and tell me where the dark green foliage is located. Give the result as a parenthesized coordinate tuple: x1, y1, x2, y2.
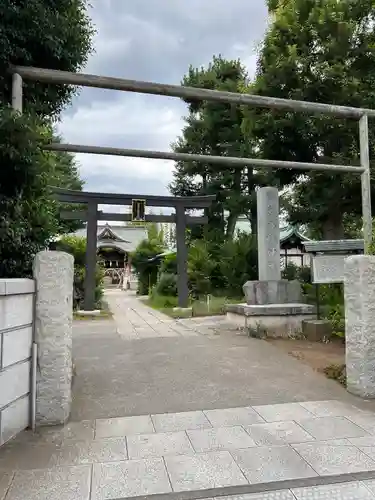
(160, 253, 177, 275)
(148, 292, 179, 310)
(131, 239, 164, 295)
(170, 56, 260, 241)
(0, 0, 94, 116)
(0, 0, 92, 277)
(282, 263, 311, 284)
(0, 108, 84, 278)
(297, 265, 312, 284)
(282, 263, 299, 281)
(188, 240, 214, 297)
(220, 233, 258, 297)
(243, 0, 375, 239)
(54, 235, 104, 310)
(152, 233, 258, 300)
(155, 273, 178, 297)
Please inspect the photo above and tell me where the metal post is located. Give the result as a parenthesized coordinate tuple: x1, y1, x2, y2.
(83, 201, 98, 311)
(359, 114, 372, 253)
(176, 204, 189, 308)
(12, 73, 23, 113)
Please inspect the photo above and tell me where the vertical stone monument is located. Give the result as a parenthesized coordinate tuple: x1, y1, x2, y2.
(226, 187, 315, 337)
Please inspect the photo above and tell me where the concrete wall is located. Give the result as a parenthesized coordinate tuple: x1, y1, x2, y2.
(0, 279, 34, 445)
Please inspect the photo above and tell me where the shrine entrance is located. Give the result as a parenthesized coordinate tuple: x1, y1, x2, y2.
(55, 187, 214, 311)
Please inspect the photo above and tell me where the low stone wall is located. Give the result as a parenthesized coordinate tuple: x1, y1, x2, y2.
(0, 279, 34, 445)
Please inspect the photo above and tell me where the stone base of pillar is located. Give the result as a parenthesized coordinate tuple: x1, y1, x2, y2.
(226, 303, 316, 338)
(243, 279, 303, 305)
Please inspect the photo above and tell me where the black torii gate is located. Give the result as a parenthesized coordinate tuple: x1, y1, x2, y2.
(54, 187, 214, 311)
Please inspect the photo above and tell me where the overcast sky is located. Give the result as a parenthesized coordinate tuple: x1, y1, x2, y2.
(57, 0, 269, 200)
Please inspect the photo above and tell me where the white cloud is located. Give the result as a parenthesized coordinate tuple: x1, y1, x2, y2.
(59, 94, 184, 146)
(59, 0, 269, 196)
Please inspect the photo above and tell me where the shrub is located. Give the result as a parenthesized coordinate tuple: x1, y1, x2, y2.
(282, 262, 299, 281)
(131, 239, 164, 295)
(149, 291, 179, 309)
(297, 265, 312, 284)
(325, 303, 345, 339)
(220, 233, 258, 297)
(282, 263, 311, 283)
(160, 253, 177, 274)
(188, 240, 214, 297)
(155, 273, 178, 297)
(55, 235, 104, 310)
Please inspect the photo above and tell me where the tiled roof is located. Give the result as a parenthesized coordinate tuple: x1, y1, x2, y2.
(235, 217, 309, 243)
(71, 223, 148, 253)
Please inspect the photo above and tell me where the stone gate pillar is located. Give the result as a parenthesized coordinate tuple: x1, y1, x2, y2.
(33, 251, 74, 425)
(345, 255, 375, 398)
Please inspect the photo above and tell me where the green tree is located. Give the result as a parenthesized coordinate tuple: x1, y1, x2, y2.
(55, 235, 104, 310)
(0, 0, 94, 116)
(131, 238, 164, 296)
(0, 109, 84, 277)
(0, 1, 93, 277)
(170, 55, 260, 240)
(243, 0, 375, 239)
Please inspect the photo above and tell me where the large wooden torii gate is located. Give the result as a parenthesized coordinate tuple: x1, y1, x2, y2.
(54, 187, 214, 311)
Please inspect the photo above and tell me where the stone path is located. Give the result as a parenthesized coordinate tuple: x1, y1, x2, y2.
(2, 400, 375, 499)
(71, 291, 371, 422)
(3, 290, 375, 499)
(104, 289, 238, 339)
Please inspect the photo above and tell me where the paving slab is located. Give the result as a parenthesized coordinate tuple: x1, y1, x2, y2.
(47, 437, 128, 466)
(91, 458, 171, 499)
(127, 431, 194, 459)
(346, 412, 375, 434)
(253, 403, 315, 423)
(4, 465, 91, 500)
(300, 400, 365, 417)
(231, 446, 317, 484)
(95, 415, 155, 439)
(186, 425, 256, 452)
(244, 421, 314, 446)
(204, 407, 265, 427)
(165, 451, 248, 491)
(151, 411, 212, 433)
(292, 443, 375, 475)
(297, 416, 370, 440)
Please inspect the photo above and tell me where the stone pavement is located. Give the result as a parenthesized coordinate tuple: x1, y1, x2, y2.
(103, 289, 239, 339)
(3, 400, 375, 499)
(2, 290, 375, 499)
(71, 290, 374, 422)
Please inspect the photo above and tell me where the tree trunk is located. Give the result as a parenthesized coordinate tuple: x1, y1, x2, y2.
(250, 211, 257, 236)
(321, 213, 345, 240)
(247, 167, 257, 235)
(226, 212, 238, 239)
